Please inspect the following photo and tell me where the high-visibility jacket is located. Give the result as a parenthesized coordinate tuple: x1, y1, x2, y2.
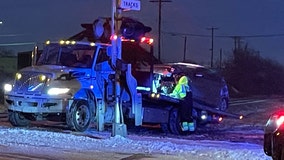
(170, 75, 190, 99)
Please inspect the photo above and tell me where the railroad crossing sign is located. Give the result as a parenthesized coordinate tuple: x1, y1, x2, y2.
(119, 0, 141, 11)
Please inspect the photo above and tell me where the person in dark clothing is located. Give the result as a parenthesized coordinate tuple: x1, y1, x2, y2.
(169, 73, 195, 131)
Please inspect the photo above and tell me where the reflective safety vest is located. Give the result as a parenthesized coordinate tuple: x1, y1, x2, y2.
(170, 76, 190, 99)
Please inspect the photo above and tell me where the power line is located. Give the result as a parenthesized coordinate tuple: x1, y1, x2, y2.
(217, 33, 284, 38)
(163, 31, 284, 39)
(0, 42, 35, 46)
(0, 34, 28, 37)
(162, 31, 210, 38)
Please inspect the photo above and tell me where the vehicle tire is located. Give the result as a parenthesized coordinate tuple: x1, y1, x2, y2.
(160, 123, 170, 134)
(273, 146, 284, 160)
(168, 108, 196, 135)
(66, 100, 92, 132)
(218, 98, 228, 111)
(281, 147, 284, 160)
(8, 111, 30, 127)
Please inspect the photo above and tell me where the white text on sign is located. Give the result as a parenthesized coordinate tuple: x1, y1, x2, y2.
(120, 0, 141, 11)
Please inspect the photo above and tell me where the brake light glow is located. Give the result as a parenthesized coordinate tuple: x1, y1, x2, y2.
(110, 35, 118, 40)
(277, 116, 284, 127)
(140, 37, 154, 45)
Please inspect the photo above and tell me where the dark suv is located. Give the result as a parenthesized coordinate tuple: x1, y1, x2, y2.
(169, 62, 229, 111)
(135, 62, 229, 111)
(264, 110, 284, 160)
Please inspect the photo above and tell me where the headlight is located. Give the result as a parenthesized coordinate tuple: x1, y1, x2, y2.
(39, 74, 46, 82)
(15, 73, 22, 80)
(47, 88, 70, 95)
(4, 84, 12, 92)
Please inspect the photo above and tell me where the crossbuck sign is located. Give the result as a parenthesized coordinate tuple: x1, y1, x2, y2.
(119, 0, 141, 11)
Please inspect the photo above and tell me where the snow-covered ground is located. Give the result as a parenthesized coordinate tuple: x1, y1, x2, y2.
(0, 96, 281, 160)
(0, 127, 270, 160)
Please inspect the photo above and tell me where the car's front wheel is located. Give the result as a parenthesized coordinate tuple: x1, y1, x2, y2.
(8, 111, 30, 127)
(66, 100, 92, 132)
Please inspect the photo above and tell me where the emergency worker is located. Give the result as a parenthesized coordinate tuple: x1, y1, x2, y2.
(170, 73, 195, 131)
(170, 74, 189, 99)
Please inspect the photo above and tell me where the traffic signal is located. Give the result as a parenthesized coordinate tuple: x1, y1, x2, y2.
(120, 17, 152, 41)
(68, 17, 151, 43)
(93, 18, 111, 43)
(68, 18, 111, 43)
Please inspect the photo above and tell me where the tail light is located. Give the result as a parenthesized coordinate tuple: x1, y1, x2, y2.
(110, 34, 118, 40)
(265, 111, 284, 133)
(140, 37, 154, 45)
(276, 115, 284, 127)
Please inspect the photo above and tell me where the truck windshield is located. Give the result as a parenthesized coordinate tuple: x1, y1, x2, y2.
(37, 44, 96, 68)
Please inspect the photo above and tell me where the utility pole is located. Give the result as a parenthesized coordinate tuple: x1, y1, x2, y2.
(111, 0, 126, 137)
(207, 27, 218, 68)
(232, 36, 242, 51)
(219, 48, 222, 69)
(150, 0, 172, 61)
(111, 0, 141, 137)
(183, 36, 187, 62)
(167, 33, 189, 62)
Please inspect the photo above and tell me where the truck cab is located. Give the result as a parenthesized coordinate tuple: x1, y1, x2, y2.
(4, 40, 142, 132)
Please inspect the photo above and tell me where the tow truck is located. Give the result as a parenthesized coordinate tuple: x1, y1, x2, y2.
(3, 18, 242, 135)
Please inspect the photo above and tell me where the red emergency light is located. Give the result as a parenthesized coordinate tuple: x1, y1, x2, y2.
(272, 111, 284, 126)
(110, 34, 118, 41)
(277, 116, 284, 127)
(111, 35, 154, 45)
(268, 111, 284, 128)
(140, 37, 154, 45)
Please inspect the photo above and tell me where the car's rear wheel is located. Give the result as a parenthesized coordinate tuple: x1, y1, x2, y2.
(8, 111, 30, 127)
(66, 100, 92, 132)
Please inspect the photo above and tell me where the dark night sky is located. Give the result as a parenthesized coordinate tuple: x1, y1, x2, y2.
(1, 0, 284, 66)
